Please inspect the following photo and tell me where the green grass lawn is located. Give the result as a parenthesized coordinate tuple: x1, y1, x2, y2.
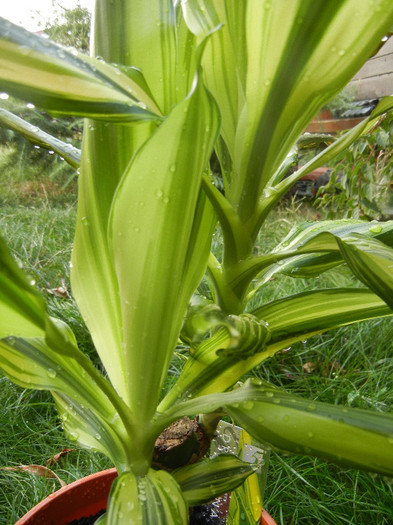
(0, 197, 392, 524)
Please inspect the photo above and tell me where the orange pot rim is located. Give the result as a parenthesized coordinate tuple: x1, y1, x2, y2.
(16, 467, 277, 525)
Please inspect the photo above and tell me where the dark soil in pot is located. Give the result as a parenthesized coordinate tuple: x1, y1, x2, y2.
(67, 509, 105, 525)
(66, 497, 228, 524)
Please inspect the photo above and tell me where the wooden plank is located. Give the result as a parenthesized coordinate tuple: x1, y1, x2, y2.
(373, 37, 393, 58)
(352, 53, 393, 80)
(349, 73, 393, 99)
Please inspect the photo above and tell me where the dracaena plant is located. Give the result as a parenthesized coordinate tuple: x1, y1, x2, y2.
(1, 1, 393, 523)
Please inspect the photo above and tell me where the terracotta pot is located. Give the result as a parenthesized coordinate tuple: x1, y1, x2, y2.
(16, 468, 277, 525)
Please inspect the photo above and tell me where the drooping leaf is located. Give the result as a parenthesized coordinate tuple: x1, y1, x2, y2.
(336, 233, 393, 309)
(0, 330, 131, 470)
(0, 107, 81, 168)
(106, 469, 188, 525)
(159, 379, 393, 476)
(172, 455, 254, 506)
(0, 18, 161, 121)
(1, 464, 66, 487)
(224, 380, 393, 476)
(234, 219, 393, 297)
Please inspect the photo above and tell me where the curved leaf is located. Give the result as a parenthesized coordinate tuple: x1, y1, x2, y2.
(108, 73, 220, 420)
(159, 289, 392, 410)
(0, 333, 130, 470)
(225, 381, 393, 476)
(106, 469, 188, 525)
(172, 455, 254, 506)
(336, 234, 393, 309)
(159, 379, 393, 476)
(0, 18, 161, 121)
(235, 219, 393, 296)
(0, 107, 81, 168)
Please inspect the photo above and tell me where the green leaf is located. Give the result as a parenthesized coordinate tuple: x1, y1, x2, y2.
(336, 233, 393, 309)
(225, 381, 393, 476)
(182, 1, 241, 167)
(238, 219, 393, 294)
(0, 107, 81, 168)
(255, 289, 393, 346)
(0, 333, 130, 470)
(172, 455, 254, 506)
(69, 1, 198, 403)
(185, 0, 393, 229)
(94, 0, 186, 113)
(106, 469, 188, 525)
(260, 96, 393, 225)
(227, 430, 264, 525)
(0, 18, 160, 121)
(108, 73, 220, 420)
(159, 289, 392, 410)
(0, 235, 46, 339)
(160, 379, 393, 476)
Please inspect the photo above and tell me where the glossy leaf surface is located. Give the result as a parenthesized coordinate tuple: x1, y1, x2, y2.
(0, 18, 160, 121)
(0, 107, 81, 168)
(159, 289, 392, 408)
(172, 455, 254, 506)
(106, 469, 187, 525)
(0, 332, 130, 469)
(161, 380, 393, 476)
(108, 74, 219, 419)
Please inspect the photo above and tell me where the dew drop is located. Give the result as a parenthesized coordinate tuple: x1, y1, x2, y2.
(369, 224, 382, 234)
(47, 368, 57, 378)
(170, 164, 176, 173)
(306, 403, 316, 412)
(0, 93, 9, 100)
(242, 400, 254, 410)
